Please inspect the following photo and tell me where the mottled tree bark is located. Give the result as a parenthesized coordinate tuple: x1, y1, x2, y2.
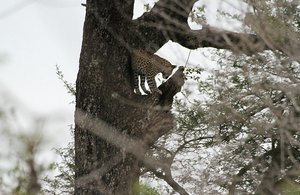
(74, 0, 272, 194)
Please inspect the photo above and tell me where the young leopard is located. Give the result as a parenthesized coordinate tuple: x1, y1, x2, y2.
(131, 49, 176, 95)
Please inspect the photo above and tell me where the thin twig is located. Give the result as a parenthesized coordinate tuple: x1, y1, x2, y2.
(184, 50, 191, 67)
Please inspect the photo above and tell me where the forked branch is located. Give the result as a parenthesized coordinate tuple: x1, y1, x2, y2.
(132, 0, 272, 55)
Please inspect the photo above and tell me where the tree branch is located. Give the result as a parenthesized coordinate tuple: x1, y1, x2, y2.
(130, 1, 272, 55)
(130, 0, 197, 51)
(145, 163, 190, 195)
(174, 26, 271, 54)
(159, 66, 185, 104)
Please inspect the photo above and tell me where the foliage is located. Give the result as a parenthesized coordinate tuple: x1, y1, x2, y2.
(132, 181, 160, 195)
(140, 0, 300, 194)
(199, 50, 300, 194)
(43, 142, 75, 195)
(189, 5, 207, 25)
(56, 65, 76, 96)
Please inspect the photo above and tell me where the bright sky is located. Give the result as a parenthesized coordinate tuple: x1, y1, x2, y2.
(0, 0, 248, 172)
(0, 0, 84, 168)
(0, 0, 82, 116)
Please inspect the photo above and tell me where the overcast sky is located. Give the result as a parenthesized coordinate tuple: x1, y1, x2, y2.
(0, 0, 247, 167)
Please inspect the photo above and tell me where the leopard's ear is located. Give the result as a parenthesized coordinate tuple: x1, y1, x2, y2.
(171, 65, 177, 69)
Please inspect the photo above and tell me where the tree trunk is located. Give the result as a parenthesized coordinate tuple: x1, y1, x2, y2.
(74, 1, 184, 194)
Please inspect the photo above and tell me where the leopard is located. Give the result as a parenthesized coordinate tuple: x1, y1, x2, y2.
(131, 49, 176, 95)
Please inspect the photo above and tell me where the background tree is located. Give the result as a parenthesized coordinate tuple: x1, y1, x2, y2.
(74, 0, 274, 194)
(0, 112, 49, 195)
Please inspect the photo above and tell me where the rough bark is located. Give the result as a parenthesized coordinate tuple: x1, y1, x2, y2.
(74, 0, 274, 194)
(75, 1, 137, 194)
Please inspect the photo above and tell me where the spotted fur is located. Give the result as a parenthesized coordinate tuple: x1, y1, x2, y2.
(131, 50, 176, 95)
